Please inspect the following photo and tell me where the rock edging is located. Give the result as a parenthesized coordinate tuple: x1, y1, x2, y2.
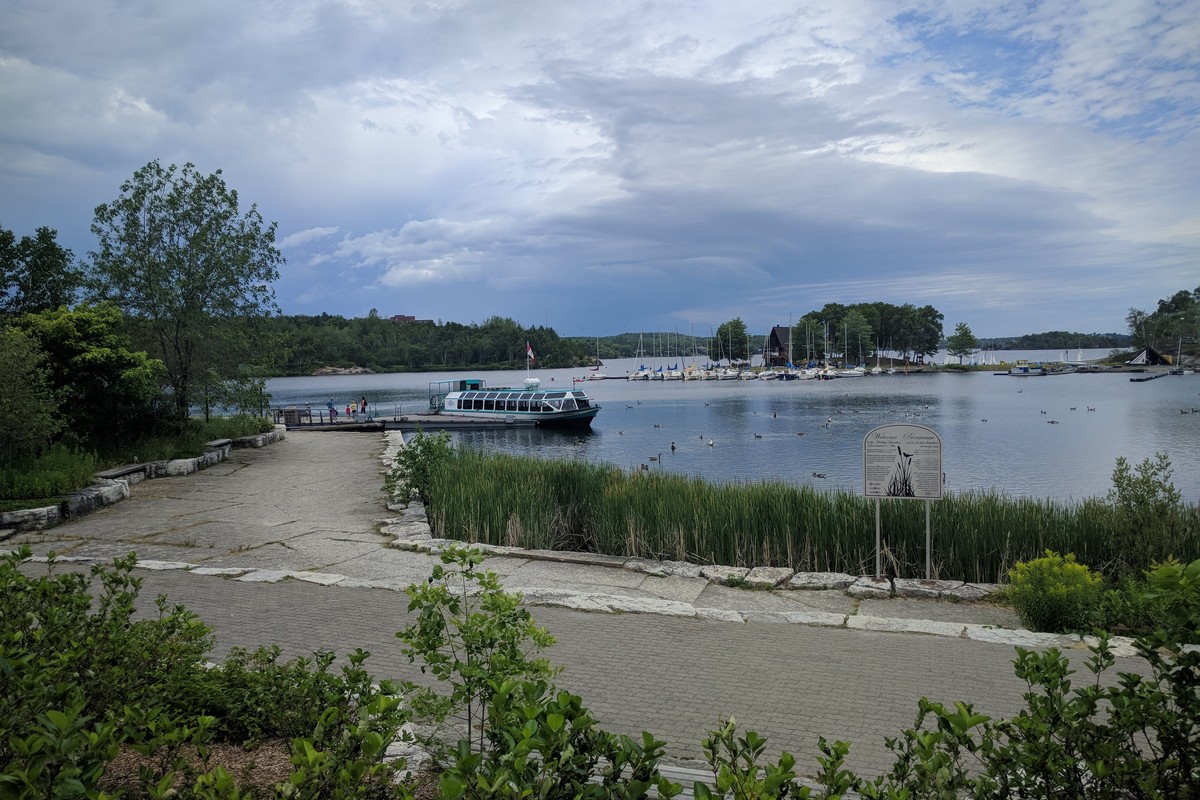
(0, 427, 286, 533)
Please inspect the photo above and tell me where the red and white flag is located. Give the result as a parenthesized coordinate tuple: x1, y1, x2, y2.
(526, 342, 536, 364)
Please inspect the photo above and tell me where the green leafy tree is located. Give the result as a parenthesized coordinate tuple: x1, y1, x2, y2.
(0, 327, 61, 462)
(841, 309, 874, 365)
(15, 304, 167, 451)
(0, 224, 80, 316)
(1127, 285, 1200, 355)
(946, 321, 979, 364)
(87, 161, 283, 420)
(711, 318, 749, 362)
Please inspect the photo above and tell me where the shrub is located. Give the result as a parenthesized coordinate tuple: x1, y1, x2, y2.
(1100, 573, 1168, 636)
(396, 545, 558, 759)
(0, 443, 98, 504)
(1104, 452, 1190, 580)
(386, 429, 453, 505)
(1007, 551, 1102, 633)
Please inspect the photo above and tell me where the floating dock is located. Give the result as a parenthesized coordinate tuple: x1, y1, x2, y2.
(276, 412, 537, 433)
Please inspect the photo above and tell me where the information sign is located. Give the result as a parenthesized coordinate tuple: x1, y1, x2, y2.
(863, 424, 943, 500)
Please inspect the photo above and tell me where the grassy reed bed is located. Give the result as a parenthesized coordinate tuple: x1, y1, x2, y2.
(425, 449, 1197, 583)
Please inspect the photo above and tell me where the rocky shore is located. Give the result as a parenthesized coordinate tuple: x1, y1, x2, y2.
(312, 365, 375, 375)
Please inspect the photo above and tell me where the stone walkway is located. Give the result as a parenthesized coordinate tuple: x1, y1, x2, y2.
(7, 431, 1149, 778)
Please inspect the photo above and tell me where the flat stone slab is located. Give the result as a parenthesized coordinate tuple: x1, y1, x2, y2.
(188, 567, 250, 576)
(136, 560, 192, 571)
(293, 571, 346, 586)
(788, 571, 857, 590)
(701, 565, 750, 584)
(893, 579, 965, 598)
(625, 557, 669, 577)
(848, 616, 967, 638)
(744, 566, 794, 588)
(962, 625, 1077, 649)
(518, 587, 697, 617)
(659, 559, 706, 579)
(943, 583, 995, 601)
(847, 577, 892, 597)
(744, 610, 846, 627)
(235, 569, 294, 583)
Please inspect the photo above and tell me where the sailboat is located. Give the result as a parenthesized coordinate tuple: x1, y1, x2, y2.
(628, 333, 651, 380)
(585, 337, 608, 380)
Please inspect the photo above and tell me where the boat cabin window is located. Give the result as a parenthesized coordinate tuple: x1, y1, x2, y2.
(532, 394, 545, 402)
(561, 397, 577, 410)
(484, 398, 495, 411)
(506, 399, 517, 412)
(544, 399, 561, 411)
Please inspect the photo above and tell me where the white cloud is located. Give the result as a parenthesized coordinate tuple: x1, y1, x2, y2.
(0, 0, 1195, 336)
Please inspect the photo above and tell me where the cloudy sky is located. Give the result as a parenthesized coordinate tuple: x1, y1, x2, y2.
(2, 1, 1197, 338)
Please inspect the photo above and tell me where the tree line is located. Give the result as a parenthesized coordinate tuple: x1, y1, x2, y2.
(1127, 286, 1200, 356)
(980, 331, 1132, 350)
(265, 312, 592, 374)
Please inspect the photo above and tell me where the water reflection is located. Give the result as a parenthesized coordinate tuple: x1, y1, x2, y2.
(267, 358, 1200, 503)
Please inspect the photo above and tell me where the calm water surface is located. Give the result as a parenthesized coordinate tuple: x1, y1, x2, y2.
(266, 352, 1200, 504)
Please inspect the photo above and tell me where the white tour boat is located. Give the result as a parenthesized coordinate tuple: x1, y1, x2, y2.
(429, 378, 600, 428)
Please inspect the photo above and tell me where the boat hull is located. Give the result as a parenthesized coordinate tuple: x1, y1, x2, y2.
(439, 407, 600, 429)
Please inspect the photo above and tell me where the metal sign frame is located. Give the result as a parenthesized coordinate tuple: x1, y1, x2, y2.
(863, 424, 943, 578)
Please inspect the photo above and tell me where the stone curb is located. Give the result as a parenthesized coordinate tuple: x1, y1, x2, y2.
(0, 427, 286, 533)
(19, 553, 1159, 655)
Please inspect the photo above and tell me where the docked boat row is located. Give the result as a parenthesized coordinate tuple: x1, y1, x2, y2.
(610, 363, 887, 382)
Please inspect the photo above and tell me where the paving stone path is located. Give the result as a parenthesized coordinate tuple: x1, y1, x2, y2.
(9, 431, 1149, 778)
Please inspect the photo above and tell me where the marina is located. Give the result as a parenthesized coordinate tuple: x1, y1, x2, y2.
(266, 350, 1200, 504)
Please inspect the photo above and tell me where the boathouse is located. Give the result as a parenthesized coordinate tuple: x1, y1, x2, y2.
(766, 326, 791, 367)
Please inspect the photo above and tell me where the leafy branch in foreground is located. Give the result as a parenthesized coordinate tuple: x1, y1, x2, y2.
(396, 545, 559, 760)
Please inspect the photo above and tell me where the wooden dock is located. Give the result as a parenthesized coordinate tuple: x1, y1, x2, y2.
(279, 413, 536, 432)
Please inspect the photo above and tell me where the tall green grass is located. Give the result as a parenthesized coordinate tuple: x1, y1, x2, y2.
(426, 449, 1200, 583)
(0, 444, 99, 510)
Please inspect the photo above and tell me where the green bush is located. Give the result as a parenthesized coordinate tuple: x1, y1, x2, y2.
(1008, 551, 1103, 633)
(1104, 452, 1191, 580)
(0, 443, 98, 503)
(1100, 573, 1168, 636)
(387, 429, 453, 505)
(98, 414, 274, 465)
(0, 546, 414, 799)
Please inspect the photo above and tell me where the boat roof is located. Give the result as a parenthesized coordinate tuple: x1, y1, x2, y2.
(429, 377, 590, 396)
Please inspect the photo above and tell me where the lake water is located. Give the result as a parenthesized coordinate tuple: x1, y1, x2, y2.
(266, 350, 1200, 504)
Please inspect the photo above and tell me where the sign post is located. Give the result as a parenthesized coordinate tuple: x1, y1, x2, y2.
(863, 424, 943, 579)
